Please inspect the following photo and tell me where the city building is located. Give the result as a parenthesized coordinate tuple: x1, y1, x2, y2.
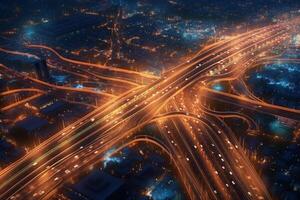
(9, 116, 49, 147)
(0, 139, 24, 168)
(65, 170, 124, 200)
(34, 59, 51, 82)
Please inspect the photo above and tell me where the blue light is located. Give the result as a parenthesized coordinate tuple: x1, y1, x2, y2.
(248, 62, 300, 109)
(160, 21, 216, 42)
(103, 149, 121, 168)
(183, 32, 201, 40)
(254, 63, 297, 90)
(269, 120, 289, 135)
(75, 84, 84, 89)
(256, 74, 262, 79)
(24, 28, 35, 39)
(212, 83, 224, 91)
(52, 75, 67, 84)
(151, 187, 173, 200)
(145, 176, 181, 200)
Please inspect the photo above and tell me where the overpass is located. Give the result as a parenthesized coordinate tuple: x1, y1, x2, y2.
(0, 22, 295, 200)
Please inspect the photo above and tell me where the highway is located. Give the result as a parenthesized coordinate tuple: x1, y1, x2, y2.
(0, 21, 296, 200)
(200, 87, 300, 121)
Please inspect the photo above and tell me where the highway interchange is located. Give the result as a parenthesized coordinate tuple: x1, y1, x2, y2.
(0, 19, 299, 200)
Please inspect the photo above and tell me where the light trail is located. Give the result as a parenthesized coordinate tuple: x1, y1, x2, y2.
(0, 88, 45, 96)
(0, 64, 116, 99)
(1, 93, 44, 112)
(26, 44, 159, 80)
(0, 21, 297, 200)
(200, 87, 300, 121)
(0, 47, 39, 60)
(0, 46, 144, 88)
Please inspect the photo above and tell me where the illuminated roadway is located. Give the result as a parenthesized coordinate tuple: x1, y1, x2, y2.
(0, 21, 297, 200)
(200, 87, 300, 121)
